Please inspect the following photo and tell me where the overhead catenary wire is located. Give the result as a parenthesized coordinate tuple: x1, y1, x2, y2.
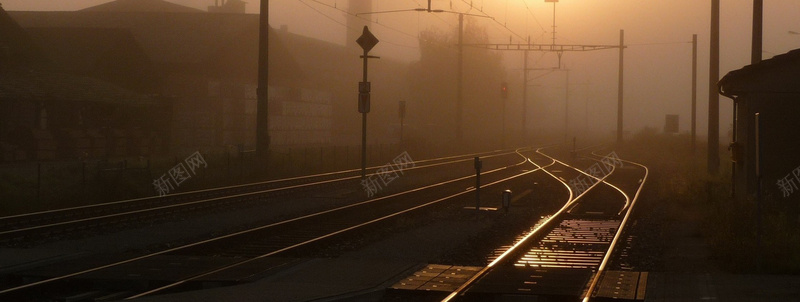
(520, 0, 547, 33)
(456, 0, 529, 43)
(299, 0, 419, 49)
(309, 0, 418, 40)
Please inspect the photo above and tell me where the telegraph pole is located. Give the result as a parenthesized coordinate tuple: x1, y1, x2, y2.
(565, 68, 570, 142)
(457, 13, 464, 143)
(522, 50, 529, 140)
(256, 0, 270, 160)
(692, 34, 697, 152)
(709, 0, 720, 175)
(617, 29, 624, 144)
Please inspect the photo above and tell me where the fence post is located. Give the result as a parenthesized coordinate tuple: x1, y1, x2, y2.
(239, 147, 244, 179)
(303, 147, 308, 171)
(36, 162, 41, 203)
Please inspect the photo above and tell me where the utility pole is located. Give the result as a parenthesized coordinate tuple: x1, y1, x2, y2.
(522, 49, 529, 140)
(617, 29, 624, 144)
(256, 0, 270, 160)
(467, 41, 623, 144)
(692, 34, 697, 152)
(709, 0, 720, 175)
(457, 13, 464, 143)
(565, 68, 570, 143)
(549, 0, 557, 46)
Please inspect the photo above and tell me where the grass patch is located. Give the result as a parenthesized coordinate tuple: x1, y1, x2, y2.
(620, 128, 800, 274)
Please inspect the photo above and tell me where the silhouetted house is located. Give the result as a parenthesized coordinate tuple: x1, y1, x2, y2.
(719, 49, 800, 205)
(81, 0, 204, 13)
(10, 0, 409, 153)
(0, 5, 167, 161)
(25, 27, 159, 94)
(10, 4, 303, 153)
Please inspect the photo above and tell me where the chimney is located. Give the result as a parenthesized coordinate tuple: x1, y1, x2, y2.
(209, 0, 244, 14)
(346, 0, 372, 50)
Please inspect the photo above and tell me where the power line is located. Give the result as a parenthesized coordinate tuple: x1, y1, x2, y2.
(298, 0, 419, 49)
(628, 41, 693, 46)
(411, 0, 457, 27)
(309, 0, 417, 40)
(520, 0, 546, 33)
(455, 0, 527, 44)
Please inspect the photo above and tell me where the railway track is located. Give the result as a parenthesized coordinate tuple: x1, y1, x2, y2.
(0, 149, 521, 246)
(441, 147, 649, 301)
(0, 148, 548, 301)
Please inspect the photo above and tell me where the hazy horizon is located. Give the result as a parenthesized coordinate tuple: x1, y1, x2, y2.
(3, 0, 799, 139)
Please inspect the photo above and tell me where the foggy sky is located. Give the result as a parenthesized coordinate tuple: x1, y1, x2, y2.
(3, 0, 799, 139)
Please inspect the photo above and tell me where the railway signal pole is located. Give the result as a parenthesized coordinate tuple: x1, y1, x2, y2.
(357, 26, 379, 179)
(357, 4, 489, 145)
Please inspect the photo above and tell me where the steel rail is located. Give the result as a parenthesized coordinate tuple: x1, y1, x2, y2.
(441, 147, 630, 302)
(0, 148, 537, 296)
(0, 148, 519, 223)
(442, 149, 581, 302)
(581, 151, 649, 302)
(0, 148, 530, 237)
(126, 148, 543, 299)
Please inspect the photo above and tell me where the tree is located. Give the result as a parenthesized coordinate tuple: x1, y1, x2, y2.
(407, 20, 507, 148)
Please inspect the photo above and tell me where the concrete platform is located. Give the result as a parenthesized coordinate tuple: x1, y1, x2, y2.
(131, 258, 420, 302)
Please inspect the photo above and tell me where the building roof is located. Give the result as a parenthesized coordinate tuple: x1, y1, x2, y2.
(9, 11, 247, 64)
(25, 27, 158, 92)
(0, 6, 155, 106)
(0, 4, 49, 71)
(9, 10, 307, 85)
(81, 0, 204, 13)
(719, 48, 800, 97)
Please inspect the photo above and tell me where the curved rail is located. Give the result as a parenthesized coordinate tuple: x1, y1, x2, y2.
(441, 147, 617, 302)
(441, 146, 641, 302)
(127, 148, 543, 299)
(581, 151, 649, 302)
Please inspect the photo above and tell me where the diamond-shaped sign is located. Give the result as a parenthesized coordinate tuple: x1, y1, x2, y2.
(356, 26, 379, 53)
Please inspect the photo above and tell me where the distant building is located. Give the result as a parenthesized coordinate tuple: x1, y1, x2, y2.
(9, 0, 409, 154)
(80, 0, 204, 13)
(0, 5, 167, 161)
(719, 49, 800, 205)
